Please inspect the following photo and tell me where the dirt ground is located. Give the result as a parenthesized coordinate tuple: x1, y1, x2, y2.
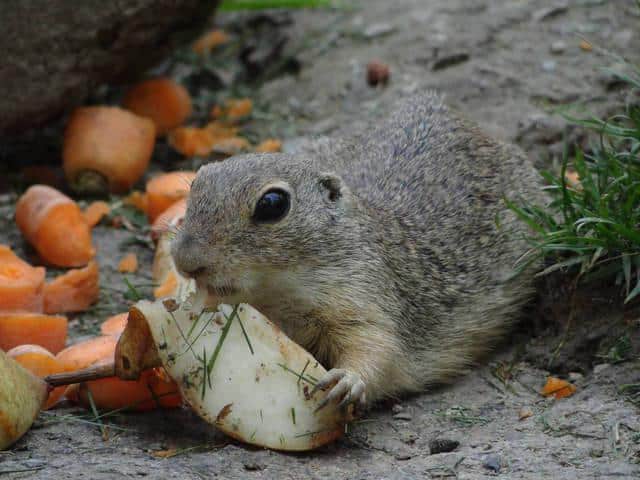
(1, 0, 640, 478)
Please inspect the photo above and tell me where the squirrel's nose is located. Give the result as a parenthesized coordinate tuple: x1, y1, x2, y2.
(171, 232, 206, 278)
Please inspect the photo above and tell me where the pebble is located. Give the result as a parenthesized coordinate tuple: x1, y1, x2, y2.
(542, 60, 556, 73)
(483, 454, 502, 473)
(594, 363, 611, 374)
(518, 407, 533, 421)
(363, 22, 395, 39)
(392, 404, 404, 414)
(393, 412, 413, 421)
(394, 452, 413, 461)
(244, 462, 265, 471)
(429, 438, 459, 454)
(550, 41, 566, 54)
(568, 372, 584, 382)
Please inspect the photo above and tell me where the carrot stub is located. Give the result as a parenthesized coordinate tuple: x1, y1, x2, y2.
(15, 185, 95, 267)
(118, 253, 139, 273)
(100, 313, 129, 337)
(0, 313, 68, 354)
(541, 376, 576, 399)
(123, 78, 192, 136)
(7, 344, 72, 409)
(63, 106, 156, 194)
(43, 261, 100, 314)
(83, 201, 111, 228)
(145, 171, 196, 222)
(0, 245, 45, 312)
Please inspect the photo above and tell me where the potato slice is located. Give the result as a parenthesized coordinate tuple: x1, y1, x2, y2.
(136, 292, 347, 451)
(0, 349, 48, 450)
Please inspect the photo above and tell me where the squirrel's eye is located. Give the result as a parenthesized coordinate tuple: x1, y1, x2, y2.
(253, 189, 290, 223)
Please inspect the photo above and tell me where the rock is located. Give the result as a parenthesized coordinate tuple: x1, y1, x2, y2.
(244, 462, 265, 471)
(363, 23, 396, 39)
(393, 412, 413, 421)
(483, 454, 502, 473)
(550, 41, 567, 54)
(429, 438, 459, 454)
(542, 60, 556, 73)
(518, 407, 533, 421)
(568, 372, 584, 382)
(366, 60, 391, 87)
(391, 404, 404, 414)
(431, 53, 469, 71)
(394, 452, 413, 461)
(0, 0, 219, 135)
(593, 363, 611, 375)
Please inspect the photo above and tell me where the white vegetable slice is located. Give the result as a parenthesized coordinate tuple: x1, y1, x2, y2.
(136, 292, 347, 451)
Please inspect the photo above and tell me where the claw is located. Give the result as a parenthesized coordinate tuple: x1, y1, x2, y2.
(313, 368, 366, 415)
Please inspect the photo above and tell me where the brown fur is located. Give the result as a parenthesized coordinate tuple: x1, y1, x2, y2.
(172, 93, 546, 405)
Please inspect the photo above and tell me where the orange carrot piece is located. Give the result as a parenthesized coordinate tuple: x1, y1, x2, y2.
(151, 198, 187, 241)
(43, 261, 100, 314)
(15, 185, 95, 267)
(0, 313, 68, 354)
(78, 368, 181, 412)
(192, 29, 229, 54)
(55, 335, 118, 371)
(63, 106, 156, 194)
(541, 376, 577, 399)
(211, 136, 250, 155)
(210, 98, 253, 124)
(83, 201, 111, 228)
(168, 126, 217, 157)
(117, 253, 139, 273)
(123, 78, 192, 136)
(153, 271, 178, 299)
(255, 139, 282, 153)
(100, 312, 129, 337)
(123, 191, 149, 214)
(145, 171, 196, 222)
(0, 245, 45, 312)
(7, 344, 72, 409)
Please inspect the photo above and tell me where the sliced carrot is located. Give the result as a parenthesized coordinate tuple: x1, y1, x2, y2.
(117, 253, 138, 273)
(123, 191, 149, 214)
(205, 121, 239, 138)
(15, 185, 95, 267)
(151, 198, 187, 241)
(255, 139, 282, 153)
(100, 312, 128, 337)
(145, 171, 196, 222)
(167, 123, 238, 157)
(43, 261, 99, 314)
(55, 335, 118, 371)
(83, 201, 111, 228)
(192, 29, 229, 54)
(541, 376, 576, 399)
(63, 106, 156, 194)
(7, 344, 72, 409)
(77, 367, 181, 412)
(153, 271, 178, 299)
(123, 78, 192, 136)
(0, 244, 45, 312)
(211, 136, 250, 155)
(0, 313, 68, 354)
(210, 98, 253, 124)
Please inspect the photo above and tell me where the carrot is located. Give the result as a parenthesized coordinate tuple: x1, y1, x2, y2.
(7, 344, 72, 409)
(145, 171, 196, 222)
(55, 335, 118, 371)
(167, 123, 238, 157)
(43, 261, 99, 314)
(77, 367, 181, 412)
(83, 201, 111, 228)
(151, 198, 187, 241)
(117, 253, 138, 274)
(63, 106, 156, 194)
(211, 136, 250, 155)
(210, 98, 253, 124)
(541, 376, 576, 399)
(122, 78, 192, 136)
(153, 271, 178, 299)
(15, 185, 95, 267)
(100, 312, 128, 337)
(192, 29, 229, 54)
(0, 244, 45, 312)
(123, 191, 149, 214)
(0, 313, 68, 354)
(255, 139, 282, 153)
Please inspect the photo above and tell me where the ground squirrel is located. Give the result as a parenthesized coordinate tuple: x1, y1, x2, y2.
(172, 93, 546, 410)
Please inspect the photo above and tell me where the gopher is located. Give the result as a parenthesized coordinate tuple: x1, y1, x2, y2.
(172, 93, 545, 411)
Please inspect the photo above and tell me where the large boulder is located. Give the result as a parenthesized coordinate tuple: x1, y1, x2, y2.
(0, 0, 218, 135)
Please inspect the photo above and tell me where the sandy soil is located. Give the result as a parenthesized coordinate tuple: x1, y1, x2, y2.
(1, 1, 639, 478)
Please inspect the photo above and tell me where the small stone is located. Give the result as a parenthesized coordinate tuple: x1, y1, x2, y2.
(518, 407, 533, 421)
(244, 462, 264, 471)
(568, 372, 583, 382)
(594, 363, 611, 374)
(429, 438, 459, 454)
(393, 412, 413, 421)
(542, 60, 556, 73)
(394, 452, 412, 461)
(400, 430, 418, 444)
(533, 4, 568, 22)
(363, 23, 395, 39)
(431, 52, 469, 71)
(392, 403, 404, 414)
(366, 60, 390, 87)
(550, 41, 566, 54)
(483, 454, 502, 473)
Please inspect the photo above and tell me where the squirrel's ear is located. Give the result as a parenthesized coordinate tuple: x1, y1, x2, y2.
(319, 173, 346, 202)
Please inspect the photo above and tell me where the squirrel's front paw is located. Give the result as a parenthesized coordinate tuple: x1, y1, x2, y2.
(312, 368, 366, 414)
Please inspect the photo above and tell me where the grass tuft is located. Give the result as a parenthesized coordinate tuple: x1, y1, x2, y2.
(507, 59, 640, 303)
